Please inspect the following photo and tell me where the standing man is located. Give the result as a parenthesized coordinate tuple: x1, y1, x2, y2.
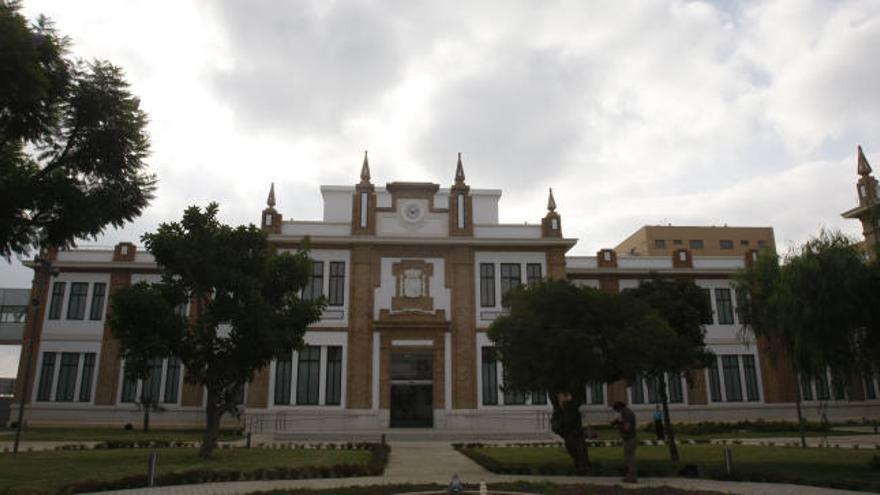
(653, 405, 665, 441)
(612, 401, 638, 483)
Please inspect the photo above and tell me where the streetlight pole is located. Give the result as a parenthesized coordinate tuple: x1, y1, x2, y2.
(13, 255, 53, 454)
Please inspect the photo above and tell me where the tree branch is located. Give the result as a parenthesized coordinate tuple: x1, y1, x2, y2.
(34, 124, 79, 180)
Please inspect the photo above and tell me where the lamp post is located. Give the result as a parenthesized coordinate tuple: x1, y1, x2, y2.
(13, 255, 55, 454)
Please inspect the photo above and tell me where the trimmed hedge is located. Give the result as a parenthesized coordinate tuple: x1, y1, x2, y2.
(57, 443, 390, 494)
(642, 419, 831, 436)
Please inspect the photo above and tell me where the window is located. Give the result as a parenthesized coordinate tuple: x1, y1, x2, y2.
(526, 263, 542, 284)
(164, 357, 181, 404)
(757, 240, 768, 248)
(865, 375, 877, 400)
(673, 239, 683, 245)
(499, 263, 521, 307)
(587, 382, 604, 405)
(654, 239, 666, 249)
(479, 264, 495, 307)
(740, 240, 750, 246)
(531, 391, 547, 405)
(631, 374, 684, 404)
(274, 353, 292, 405)
(79, 353, 95, 402)
(720, 240, 734, 250)
(481, 347, 498, 405)
(328, 262, 345, 306)
(48, 282, 66, 320)
(121, 364, 138, 403)
(0, 305, 26, 323)
(707, 359, 723, 402)
(120, 358, 181, 405)
(689, 240, 704, 250)
(296, 346, 320, 405)
(89, 283, 107, 320)
(325, 346, 343, 405)
(631, 375, 645, 404)
(66, 283, 89, 320)
(816, 371, 830, 400)
(504, 389, 527, 405)
(700, 289, 713, 325)
(742, 355, 760, 402)
(800, 375, 813, 401)
(141, 358, 164, 403)
(54, 353, 79, 402)
(36, 351, 97, 402)
(721, 355, 743, 402)
(668, 373, 684, 403)
(714, 288, 734, 325)
(303, 261, 324, 301)
(37, 352, 56, 401)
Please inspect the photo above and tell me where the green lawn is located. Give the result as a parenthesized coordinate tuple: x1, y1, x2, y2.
(0, 426, 241, 443)
(461, 444, 880, 492)
(0, 447, 371, 493)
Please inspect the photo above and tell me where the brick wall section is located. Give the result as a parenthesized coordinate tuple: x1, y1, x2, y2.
(688, 369, 709, 405)
(672, 249, 693, 268)
(756, 336, 797, 403)
(94, 270, 131, 405)
(597, 249, 617, 268)
(346, 245, 375, 408)
(847, 372, 866, 401)
(14, 269, 51, 404)
(246, 367, 270, 408)
(451, 246, 476, 408)
(546, 247, 567, 279)
(607, 381, 627, 404)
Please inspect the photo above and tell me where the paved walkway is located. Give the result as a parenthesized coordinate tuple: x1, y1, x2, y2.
(91, 441, 866, 495)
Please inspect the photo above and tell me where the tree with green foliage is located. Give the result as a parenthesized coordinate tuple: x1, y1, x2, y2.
(734, 231, 868, 448)
(109, 204, 323, 458)
(620, 277, 714, 461)
(0, 1, 154, 259)
(488, 279, 663, 470)
(111, 282, 185, 432)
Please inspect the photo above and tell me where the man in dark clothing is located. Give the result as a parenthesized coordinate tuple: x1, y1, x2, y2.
(612, 400, 638, 483)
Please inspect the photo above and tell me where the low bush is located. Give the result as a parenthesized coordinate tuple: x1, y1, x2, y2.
(640, 419, 832, 436)
(60, 443, 390, 493)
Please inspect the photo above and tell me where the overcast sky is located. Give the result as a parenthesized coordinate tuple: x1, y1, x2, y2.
(1, 0, 878, 374)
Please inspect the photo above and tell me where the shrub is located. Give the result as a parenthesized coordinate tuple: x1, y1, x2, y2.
(123, 423, 133, 431)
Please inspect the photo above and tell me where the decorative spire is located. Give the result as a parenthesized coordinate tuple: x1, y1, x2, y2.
(266, 182, 276, 208)
(547, 187, 556, 212)
(858, 145, 873, 177)
(360, 150, 371, 184)
(455, 152, 466, 185)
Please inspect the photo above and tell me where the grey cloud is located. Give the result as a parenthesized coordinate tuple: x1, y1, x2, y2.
(415, 46, 599, 190)
(205, 0, 449, 134)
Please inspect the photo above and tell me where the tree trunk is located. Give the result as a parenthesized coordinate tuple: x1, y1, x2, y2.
(141, 395, 151, 432)
(199, 388, 221, 459)
(793, 368, 807, 449)
(658, 374, 679, 461)
(550, 390, 590, 471)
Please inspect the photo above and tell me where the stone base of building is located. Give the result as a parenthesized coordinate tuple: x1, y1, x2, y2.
(11, 402, 880, 433)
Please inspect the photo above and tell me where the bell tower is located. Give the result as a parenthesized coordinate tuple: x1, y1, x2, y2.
(841, 146, 880, 258)
(448, 153, 473, 236)
(261, 182, 282, 234)
(541, 188, 562, 238)
(352, 151, 377, 235)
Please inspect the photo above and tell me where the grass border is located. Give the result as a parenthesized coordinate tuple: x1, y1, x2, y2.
(453, 444, 880, 493)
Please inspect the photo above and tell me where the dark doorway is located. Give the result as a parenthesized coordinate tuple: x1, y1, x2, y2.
(389, 351, 434, 428)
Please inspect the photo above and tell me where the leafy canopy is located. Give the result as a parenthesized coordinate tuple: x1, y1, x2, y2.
(0, 1, 154, 259)
(489, 279, 659, 394)
(734, 231, 867, 380)
(110, 203, 323, 418)
(620, 277, 715, 377)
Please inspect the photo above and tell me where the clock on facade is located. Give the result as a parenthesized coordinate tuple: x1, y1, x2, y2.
(401, 201, 425, 223)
